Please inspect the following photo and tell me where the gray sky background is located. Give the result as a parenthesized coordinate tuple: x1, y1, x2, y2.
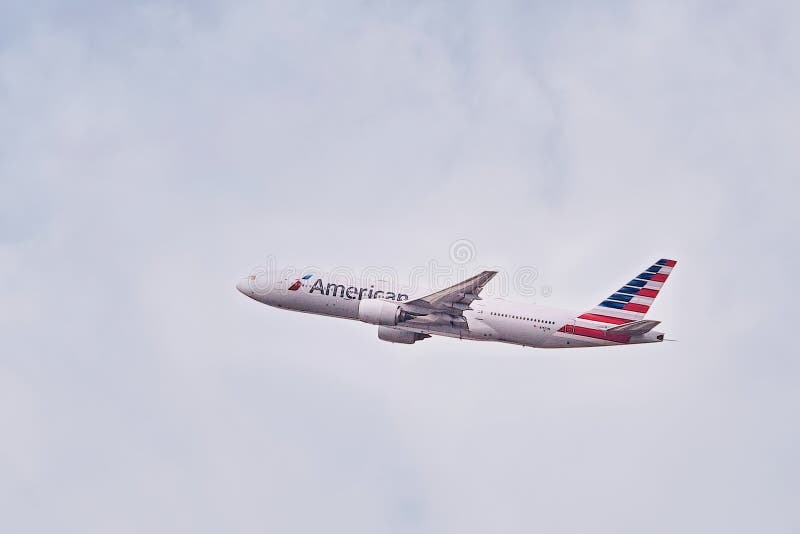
(1, 1, 798, 532)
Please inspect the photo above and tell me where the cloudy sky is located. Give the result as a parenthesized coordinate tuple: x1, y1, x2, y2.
(1, 1, 798, 532)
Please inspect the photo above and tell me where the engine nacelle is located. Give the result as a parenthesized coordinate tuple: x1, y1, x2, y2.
(358, 299, 402, 326)
(378, 326, 427, 344)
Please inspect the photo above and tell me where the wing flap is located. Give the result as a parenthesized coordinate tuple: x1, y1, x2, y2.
(402, 270, 498, 318)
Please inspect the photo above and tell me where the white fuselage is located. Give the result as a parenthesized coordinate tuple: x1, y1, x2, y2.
(237, 271, 664, 348)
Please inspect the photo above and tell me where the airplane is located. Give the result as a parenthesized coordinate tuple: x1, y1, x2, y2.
(236, 259, 677, 348)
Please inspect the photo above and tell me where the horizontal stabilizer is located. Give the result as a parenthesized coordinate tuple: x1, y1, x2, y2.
(606, 319, 661, 335)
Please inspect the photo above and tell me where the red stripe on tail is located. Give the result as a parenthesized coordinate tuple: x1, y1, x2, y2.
(559, 325, 630, 343)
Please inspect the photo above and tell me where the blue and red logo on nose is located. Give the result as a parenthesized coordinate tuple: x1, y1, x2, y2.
(288, 273, 313, 291)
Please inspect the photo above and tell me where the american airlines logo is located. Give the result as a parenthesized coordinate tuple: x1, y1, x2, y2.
(288, 273, 313, 291)
(290, 275, 409, 301)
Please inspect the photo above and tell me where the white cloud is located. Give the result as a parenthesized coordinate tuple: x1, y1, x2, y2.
(1, 1, 798, 532)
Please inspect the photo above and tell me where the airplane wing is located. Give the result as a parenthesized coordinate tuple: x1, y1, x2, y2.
(401, 270, 498, 319)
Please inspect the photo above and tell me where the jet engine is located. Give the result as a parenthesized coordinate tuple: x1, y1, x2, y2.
(378, 326, 429, 344)
(358, 299, 402, 325)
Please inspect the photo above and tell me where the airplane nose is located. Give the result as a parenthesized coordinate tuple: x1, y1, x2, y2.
(236, 277, 252, 296)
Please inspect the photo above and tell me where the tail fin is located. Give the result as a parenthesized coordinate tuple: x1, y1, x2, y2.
(579, 259, 677, 324)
